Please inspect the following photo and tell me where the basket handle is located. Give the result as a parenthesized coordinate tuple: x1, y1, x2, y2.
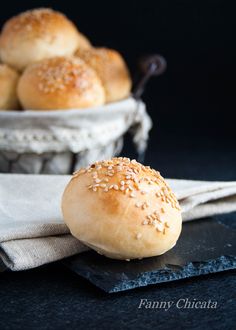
(133, 54, 167, 99)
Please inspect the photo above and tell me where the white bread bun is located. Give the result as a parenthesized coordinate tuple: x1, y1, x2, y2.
(62, 157, 182, 260)
(75, 47, 132, 103)
(17, 56, 105, 110)
(0, 8, 91, 71)
(0, 64, 19, 110)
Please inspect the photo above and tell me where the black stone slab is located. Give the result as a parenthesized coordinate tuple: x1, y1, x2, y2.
(64, 217, 236, 292)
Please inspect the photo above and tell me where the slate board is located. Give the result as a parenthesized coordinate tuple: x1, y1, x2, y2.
(64, 217, 236, 292)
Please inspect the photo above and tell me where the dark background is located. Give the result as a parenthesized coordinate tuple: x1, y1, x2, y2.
(1, 3, 236, 329)
(1, 0, 236, 176)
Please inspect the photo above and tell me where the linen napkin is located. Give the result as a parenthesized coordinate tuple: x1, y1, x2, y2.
(1, 174, 236, 271)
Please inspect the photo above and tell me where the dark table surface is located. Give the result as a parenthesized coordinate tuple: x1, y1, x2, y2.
(1, 135, 236, 330)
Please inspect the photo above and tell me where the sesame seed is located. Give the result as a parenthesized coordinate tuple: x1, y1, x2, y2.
(95, 178, 101, 183)
(156, 223, 164, 232)
(120, 181, 125, 186)
(92, 187, 97, 192)
(104, 187, 109, 192)
(142, 220, 148, 225)
(141, 191, 147, 195)
(109, 185, 114, 189)
(100, 184, 106, 188)
(120, 186, 125, 191)
(136, 233, 142, 239)
(130, 192, 135, 198)
(113, 185, 119, 190)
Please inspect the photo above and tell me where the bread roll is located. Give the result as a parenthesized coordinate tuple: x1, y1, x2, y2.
(17, 56, 105, 110)
(0, 64, 19, 110)
(62, 157, 182, 260)
(77, 32, 91, 50)
(75, 48, 132, 103)
(0, 8, 91, 71)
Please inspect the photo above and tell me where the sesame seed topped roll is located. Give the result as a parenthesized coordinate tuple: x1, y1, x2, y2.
(0, 8, 91, 71)
(17, 56, 105, 110)
(0, 64, 19, 110)
(75, 48, 132, 103)
(62, 157, 182, 260)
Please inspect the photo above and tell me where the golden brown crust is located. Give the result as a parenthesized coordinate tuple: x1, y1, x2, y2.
(17, 56, 105, 110)
(77, 32, 92, 50)
(0, 8, 91, 71)
(62, 157, 182, 260)
(0, 64, 19, 110)
(75, 47, 132, 103)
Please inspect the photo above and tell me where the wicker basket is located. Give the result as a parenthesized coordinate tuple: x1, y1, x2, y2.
(0, 98, 152, 174)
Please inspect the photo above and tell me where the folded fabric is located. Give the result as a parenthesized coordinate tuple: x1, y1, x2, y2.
(0, 174, 236, 271)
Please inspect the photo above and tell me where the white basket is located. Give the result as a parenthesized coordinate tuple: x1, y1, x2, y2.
(0, 98, 152, 174)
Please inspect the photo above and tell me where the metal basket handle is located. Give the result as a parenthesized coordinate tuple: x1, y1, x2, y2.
(133, 54, 167, 99)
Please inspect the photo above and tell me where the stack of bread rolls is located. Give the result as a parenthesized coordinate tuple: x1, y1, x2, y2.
(0, 8, 131, 110)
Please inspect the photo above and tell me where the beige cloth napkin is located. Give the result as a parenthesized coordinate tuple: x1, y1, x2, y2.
(1, 174, 236, 271)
